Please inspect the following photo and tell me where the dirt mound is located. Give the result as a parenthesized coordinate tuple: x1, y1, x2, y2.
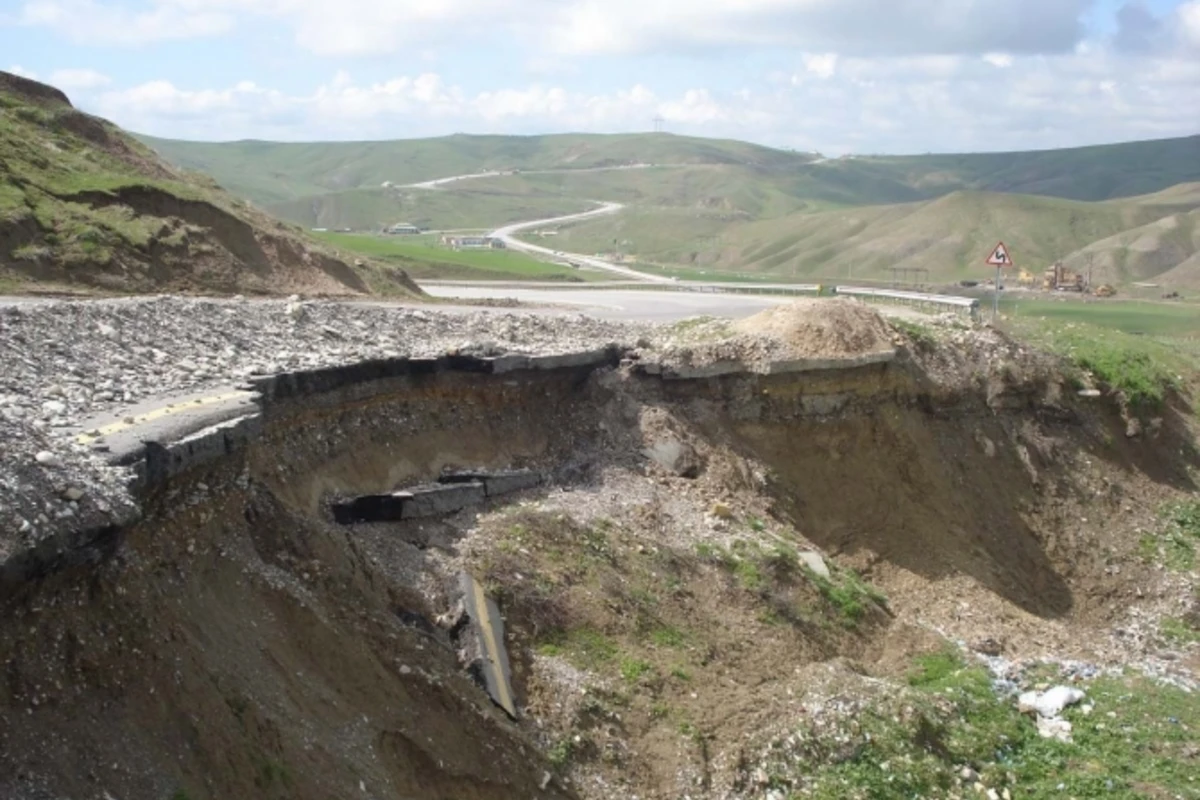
(654, 299, 897, 376)
(733, 297, 896, 360)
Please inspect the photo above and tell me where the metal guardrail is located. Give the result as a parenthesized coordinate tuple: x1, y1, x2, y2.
(420, 279, 823, 295)
(419, 279, 980, 316)
(833, 286, 980, 318)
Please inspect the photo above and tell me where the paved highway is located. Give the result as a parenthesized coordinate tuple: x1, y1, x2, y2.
(421, 284, 790, 321)
(486, 202, 676, 283)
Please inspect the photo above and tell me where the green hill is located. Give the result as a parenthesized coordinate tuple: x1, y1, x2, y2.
(138, 131, 813, 208)
(138, 127, 1200, 290)
(544, 184, 1200, 286)
(268, 185, 596, 231)
(141, 131, 1200, 212)
(0, 71, 419, 296)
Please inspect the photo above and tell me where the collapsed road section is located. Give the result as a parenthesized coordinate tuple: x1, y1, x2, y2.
(1, 297, 1196, 800)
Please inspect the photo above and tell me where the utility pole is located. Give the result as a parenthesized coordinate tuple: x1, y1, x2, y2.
(653, 115, 665, 133)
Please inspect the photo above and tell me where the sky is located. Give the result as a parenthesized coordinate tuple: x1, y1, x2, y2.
(2, 0, 1199, 155)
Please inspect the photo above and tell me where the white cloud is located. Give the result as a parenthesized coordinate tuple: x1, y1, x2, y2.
(541, 0, 1090, 57)
(1180, 1, 1200, 48)
(92, 73, 746, 140)
(982, 53, 1014, 68)
(7, 65, 38, 79)
(16, 0, 1094, 55)
(802, 53, 839, 79)
(47, 68, 111, 89)
(83, 46, 1200, 156)
(18, 0, 232, 45)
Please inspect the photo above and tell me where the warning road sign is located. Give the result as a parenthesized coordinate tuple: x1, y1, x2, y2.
(986, 242, 1012, 267)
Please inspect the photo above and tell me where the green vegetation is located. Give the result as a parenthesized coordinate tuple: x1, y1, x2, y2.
(1007, 314, 1195, 407)
(619, 656, 654, 683)
(1002, 297, 1200, 338)
(890, 319, 937, 349)
(1159, 616, 1200, 644)
(695, 538, 886, 628)
(270, 186, 596, 231)
(546, 737, 574, 768)
(790, 651, 1200, 799)
(803, 566, 889, 627)
(313, 231, 606, 281)
(648, 625, 687, 648)
(1, 71, 391, 295)
(1140, 501, 1200, 571)
(142, 131, 1200, 212)
(142, 126, 1200, 289)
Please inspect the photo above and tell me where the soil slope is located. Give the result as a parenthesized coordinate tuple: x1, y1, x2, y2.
(0, 71, 419, 296)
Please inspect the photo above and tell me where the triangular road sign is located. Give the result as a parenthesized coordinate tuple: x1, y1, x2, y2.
(986, 241, 1012, 267)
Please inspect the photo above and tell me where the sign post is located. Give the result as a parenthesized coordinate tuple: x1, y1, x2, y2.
(985, 241, 1012, 320)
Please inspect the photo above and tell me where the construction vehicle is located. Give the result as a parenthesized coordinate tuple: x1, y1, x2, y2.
(1093, 284, 1116, 298)
(1017, 268, 1037, 288)
(1042, 261, 1084, 292)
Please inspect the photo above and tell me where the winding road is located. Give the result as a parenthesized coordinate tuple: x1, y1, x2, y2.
(487, 202, 676, 283)
(403, 164, 675, 283)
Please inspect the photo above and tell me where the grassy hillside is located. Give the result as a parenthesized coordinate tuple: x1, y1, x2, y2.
(0, 71, 418, 296)
(142, 131, 1200, 212)
(139, 127, 1200, 289)
(842, 135, 1200, 201)
(545, 186, 1200, 286)
(139, 132, 812, 208)
(267, 185, 595, 232)
(315, 232, 607, 282)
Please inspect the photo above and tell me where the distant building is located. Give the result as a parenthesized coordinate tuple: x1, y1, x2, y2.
(385, 223, 421, 235)
(443, 236, 506, 250)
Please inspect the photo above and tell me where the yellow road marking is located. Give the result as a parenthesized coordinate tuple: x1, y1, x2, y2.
(76, 390, 252, 444)
(470, 577, 516, 717)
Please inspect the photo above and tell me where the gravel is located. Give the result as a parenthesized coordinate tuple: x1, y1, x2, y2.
(0, 296, 651, 562)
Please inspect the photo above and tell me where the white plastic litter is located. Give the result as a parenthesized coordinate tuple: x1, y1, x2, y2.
(1032, 686, 1086, 718)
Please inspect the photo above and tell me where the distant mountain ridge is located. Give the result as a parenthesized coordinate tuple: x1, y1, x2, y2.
(139, 131, 1200, 209)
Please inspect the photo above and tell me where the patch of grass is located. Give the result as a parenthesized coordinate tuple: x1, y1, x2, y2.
(748, 516, 766, 532)
(891, 318, 937, 349)
(619, 657, 654, 683)
(804, 566, 887, 627)
(648, 625, 687, 648)
(1143, 500, 1200, 570)
(547, 737, 574, 767)
(169, 791, 194, 800)
(793, 653, 1200, 799)
(1159, 616, 1199, 644)
(561, 628, 620, 669)
(1011, 319, 1187, 408)
(313, 231, 600, 282)
(536, 642, 564, 657)
(907, 648, 968, 687)
(670, 666, 691, 681)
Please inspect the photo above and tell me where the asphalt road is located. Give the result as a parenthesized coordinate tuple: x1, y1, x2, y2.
(487, 202, 676, 283)
(420, 285, 791, 321)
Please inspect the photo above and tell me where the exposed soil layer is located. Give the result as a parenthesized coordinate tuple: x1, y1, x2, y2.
(1, 331, 1197, 799)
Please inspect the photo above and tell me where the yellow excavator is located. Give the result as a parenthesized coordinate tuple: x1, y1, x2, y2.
(1042, 261, 1084, 292)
